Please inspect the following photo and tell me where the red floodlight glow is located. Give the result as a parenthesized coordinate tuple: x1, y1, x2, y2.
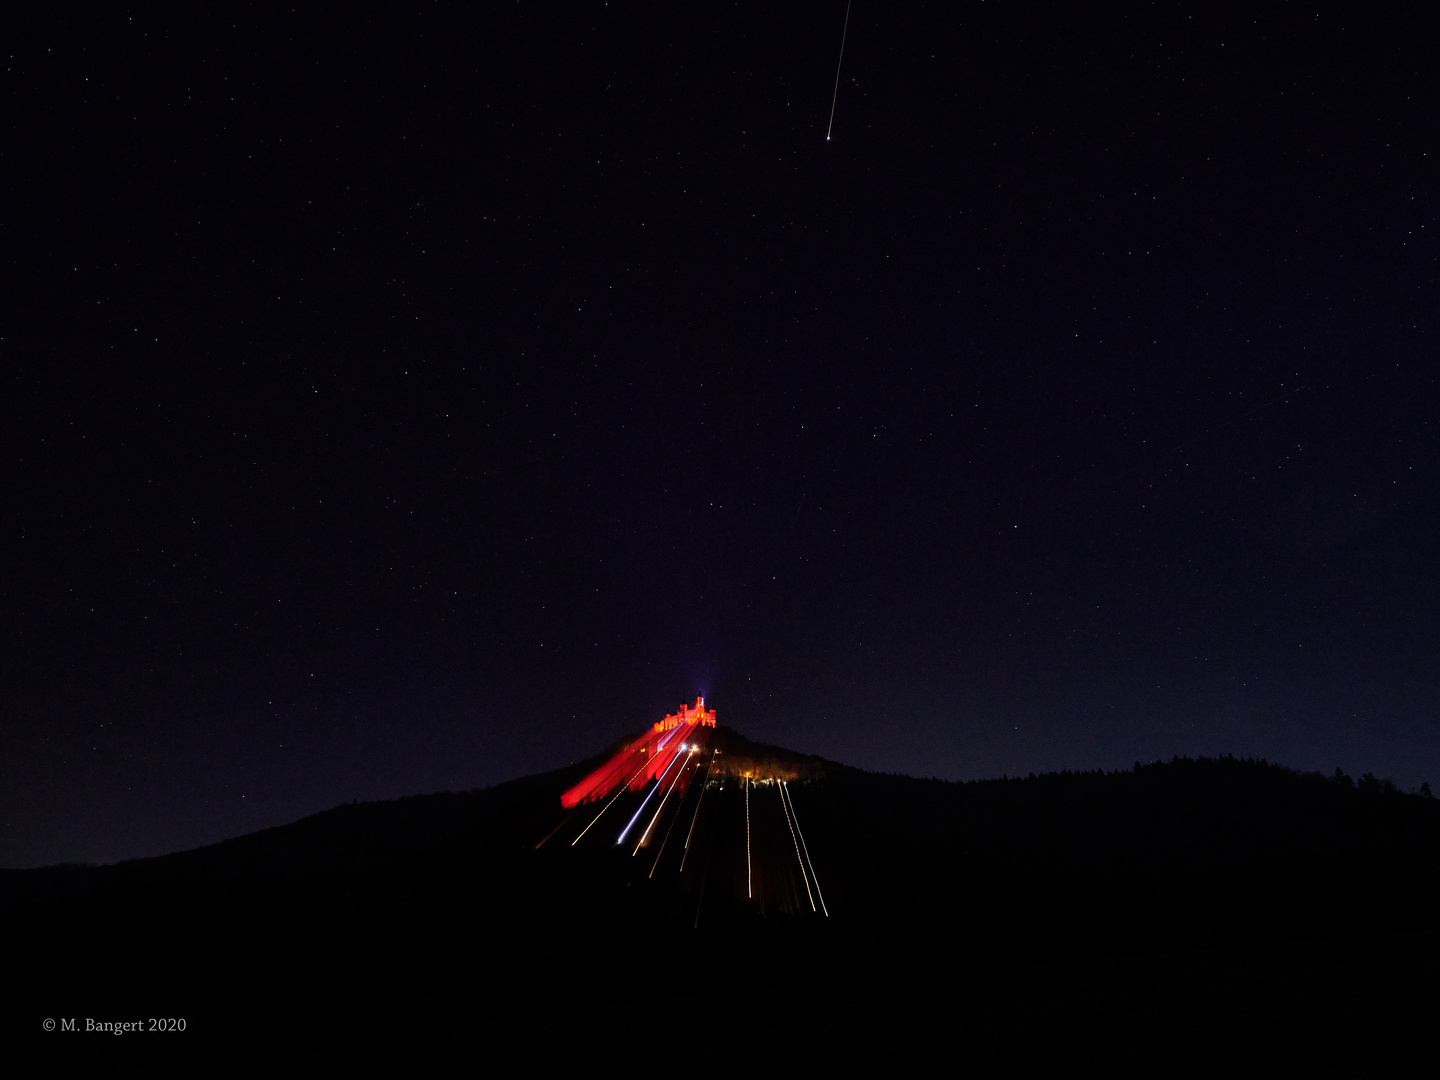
(561, 697, 716, 808)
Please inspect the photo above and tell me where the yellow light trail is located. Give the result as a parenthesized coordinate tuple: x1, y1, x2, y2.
(677, 756, 715, 873)
(571, 756, 651, 846)
(651, 753, 707, 877)
(745, 777, 752, 899)
(534, 805, 581, 849)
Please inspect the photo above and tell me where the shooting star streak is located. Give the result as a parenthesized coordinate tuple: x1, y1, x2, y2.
(784, 782, 828, 916)
(778, 780, 816, 911)
(825, 0, 853, 141)
(617, 746, 687, 845)
(634, 748, 695, 856)
(572, 756, 651, 846)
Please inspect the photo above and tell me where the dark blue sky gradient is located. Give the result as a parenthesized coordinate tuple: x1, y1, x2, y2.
(3, 2, 1437, 866)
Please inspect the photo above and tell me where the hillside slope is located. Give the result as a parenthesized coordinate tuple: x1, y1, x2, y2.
(7, 745, 1440, 1062)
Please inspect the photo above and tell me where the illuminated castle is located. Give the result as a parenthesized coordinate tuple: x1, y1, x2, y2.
(560, 696, 715, 808)
(654, 696, 716, 733)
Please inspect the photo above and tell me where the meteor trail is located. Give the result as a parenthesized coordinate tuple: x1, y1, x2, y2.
(826, 0, 853, 141)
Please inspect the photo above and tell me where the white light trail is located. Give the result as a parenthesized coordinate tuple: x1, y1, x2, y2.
(634, 747, 695, 856)
(617, 746, 687, 845)
(778, 780, 816, 911)
(783, 782, 828, 916)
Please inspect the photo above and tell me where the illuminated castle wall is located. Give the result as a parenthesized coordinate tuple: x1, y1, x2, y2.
(561, 696, 715, 808)
(654, 697, 716, 733)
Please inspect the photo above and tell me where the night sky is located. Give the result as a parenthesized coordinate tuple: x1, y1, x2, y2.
(5, 2, 1437, 868)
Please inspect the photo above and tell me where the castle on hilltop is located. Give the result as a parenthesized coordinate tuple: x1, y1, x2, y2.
(655, 696, 716, 733)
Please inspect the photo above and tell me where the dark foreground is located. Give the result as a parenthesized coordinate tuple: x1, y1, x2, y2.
(6, 743, 1440, 1068)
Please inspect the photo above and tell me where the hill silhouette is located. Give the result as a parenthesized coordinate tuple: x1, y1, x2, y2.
(7, 737, 1440, 1064)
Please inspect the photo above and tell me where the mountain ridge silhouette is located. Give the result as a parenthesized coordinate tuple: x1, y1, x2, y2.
(8, 735, 1440, 1064)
